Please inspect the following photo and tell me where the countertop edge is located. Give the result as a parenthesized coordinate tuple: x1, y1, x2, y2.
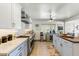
(53, 34, 79, 43)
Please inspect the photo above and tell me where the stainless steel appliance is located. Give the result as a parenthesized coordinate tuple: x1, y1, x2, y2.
(28, 35, 35, 54)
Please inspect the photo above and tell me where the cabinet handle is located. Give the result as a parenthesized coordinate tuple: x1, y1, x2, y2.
(19, 53, 22, 56)
(18, 47, 22, 50)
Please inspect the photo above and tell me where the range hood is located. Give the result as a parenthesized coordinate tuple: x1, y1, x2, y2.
(21, 10, 30, 24)
(21, 20, 30, 24)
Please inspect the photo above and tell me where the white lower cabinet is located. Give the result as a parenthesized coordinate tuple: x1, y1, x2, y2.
(73, 44, 79, 56)
(9, 40, 27, 56)
(15, 50, 23, 56)
(57, 38, 62, 55)
(17, 49, 25, 56)
(53, 34, 79, 56)
(23, 41, 27, 56)
(53, 35, 59, 49)
(62, 40, 73, 56)
(53, 34, 62, 55)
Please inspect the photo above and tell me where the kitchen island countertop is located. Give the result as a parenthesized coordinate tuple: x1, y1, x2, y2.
(54, 34, 79, 43)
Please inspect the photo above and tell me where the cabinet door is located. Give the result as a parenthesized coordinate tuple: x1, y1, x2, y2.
(11, 3, 21, 29)
(23, 40, 27, 56)
(17, 52, 23, 56)
(0, 3, 21, 29)
(57, 37, 62, 55)
(55, 36, 59, 50)
(53, 35, 58, 49)
(9, 41, 26, 56)
(0, 3, 12, 28)
(62, 40, 73, 56)
(73, 44, 79, 56)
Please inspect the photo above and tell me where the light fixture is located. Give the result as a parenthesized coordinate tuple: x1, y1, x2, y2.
(48, 10, 53, 24)
(48, 10, 56, 24)
(49, 10, 52, 20)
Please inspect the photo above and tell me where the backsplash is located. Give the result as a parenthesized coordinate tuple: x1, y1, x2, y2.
(15, 28, 32, 36)
(0, 29, 16, 38)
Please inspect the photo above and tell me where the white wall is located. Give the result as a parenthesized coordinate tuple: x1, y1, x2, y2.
(32, 20, 64, 40)
(65, 15, 79, 37)
(55, 21, 64, 34)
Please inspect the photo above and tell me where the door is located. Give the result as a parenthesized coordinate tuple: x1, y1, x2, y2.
(41, 24, 56, 40)
(34, 24, 41, 40)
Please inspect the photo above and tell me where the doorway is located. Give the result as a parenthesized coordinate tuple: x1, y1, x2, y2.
(40, 24, 56, 41)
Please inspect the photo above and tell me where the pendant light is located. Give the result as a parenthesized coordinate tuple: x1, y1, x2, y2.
(48, 10, 53, 24)
(48, 9, 56, 24)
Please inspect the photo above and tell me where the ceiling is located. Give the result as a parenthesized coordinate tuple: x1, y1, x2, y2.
(20, 3, 79, 21)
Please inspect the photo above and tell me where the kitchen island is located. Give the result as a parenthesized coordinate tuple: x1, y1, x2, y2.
(53, 34, 79, 56)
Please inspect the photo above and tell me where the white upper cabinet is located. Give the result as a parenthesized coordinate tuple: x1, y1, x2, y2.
(0, 3, 12, 28)
(0, 3, 21, 29)
(11, 4, 21, 29)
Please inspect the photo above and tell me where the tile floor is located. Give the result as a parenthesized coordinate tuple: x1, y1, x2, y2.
(30, 41, 59, 56)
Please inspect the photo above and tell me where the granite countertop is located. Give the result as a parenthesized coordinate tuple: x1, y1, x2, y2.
(0, 38, 28, 56)
(26, 33, 35, 39)
(55, 34, 79, 43)
(18, 33, 35, 39)
(63, 37, 79, 43)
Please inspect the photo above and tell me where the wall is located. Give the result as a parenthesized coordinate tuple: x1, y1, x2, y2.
(65, 15, 79, 37)
(32, 20, 64, 40)
(32, 21, 42, 40)
(55, 21, 64, 34)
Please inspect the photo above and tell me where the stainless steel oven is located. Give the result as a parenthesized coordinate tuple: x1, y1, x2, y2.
(28, 34, 35, 55)
(29, 37, 34, 53)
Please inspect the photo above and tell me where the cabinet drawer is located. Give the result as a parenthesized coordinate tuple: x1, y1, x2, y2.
(16, 49, 24, 56)
(17, 52, 23, 56)
(9, 43, 24, 56)
(63, 40, 72, 46)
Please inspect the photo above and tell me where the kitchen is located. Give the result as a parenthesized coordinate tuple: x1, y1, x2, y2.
(0, 3, 79, 56)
